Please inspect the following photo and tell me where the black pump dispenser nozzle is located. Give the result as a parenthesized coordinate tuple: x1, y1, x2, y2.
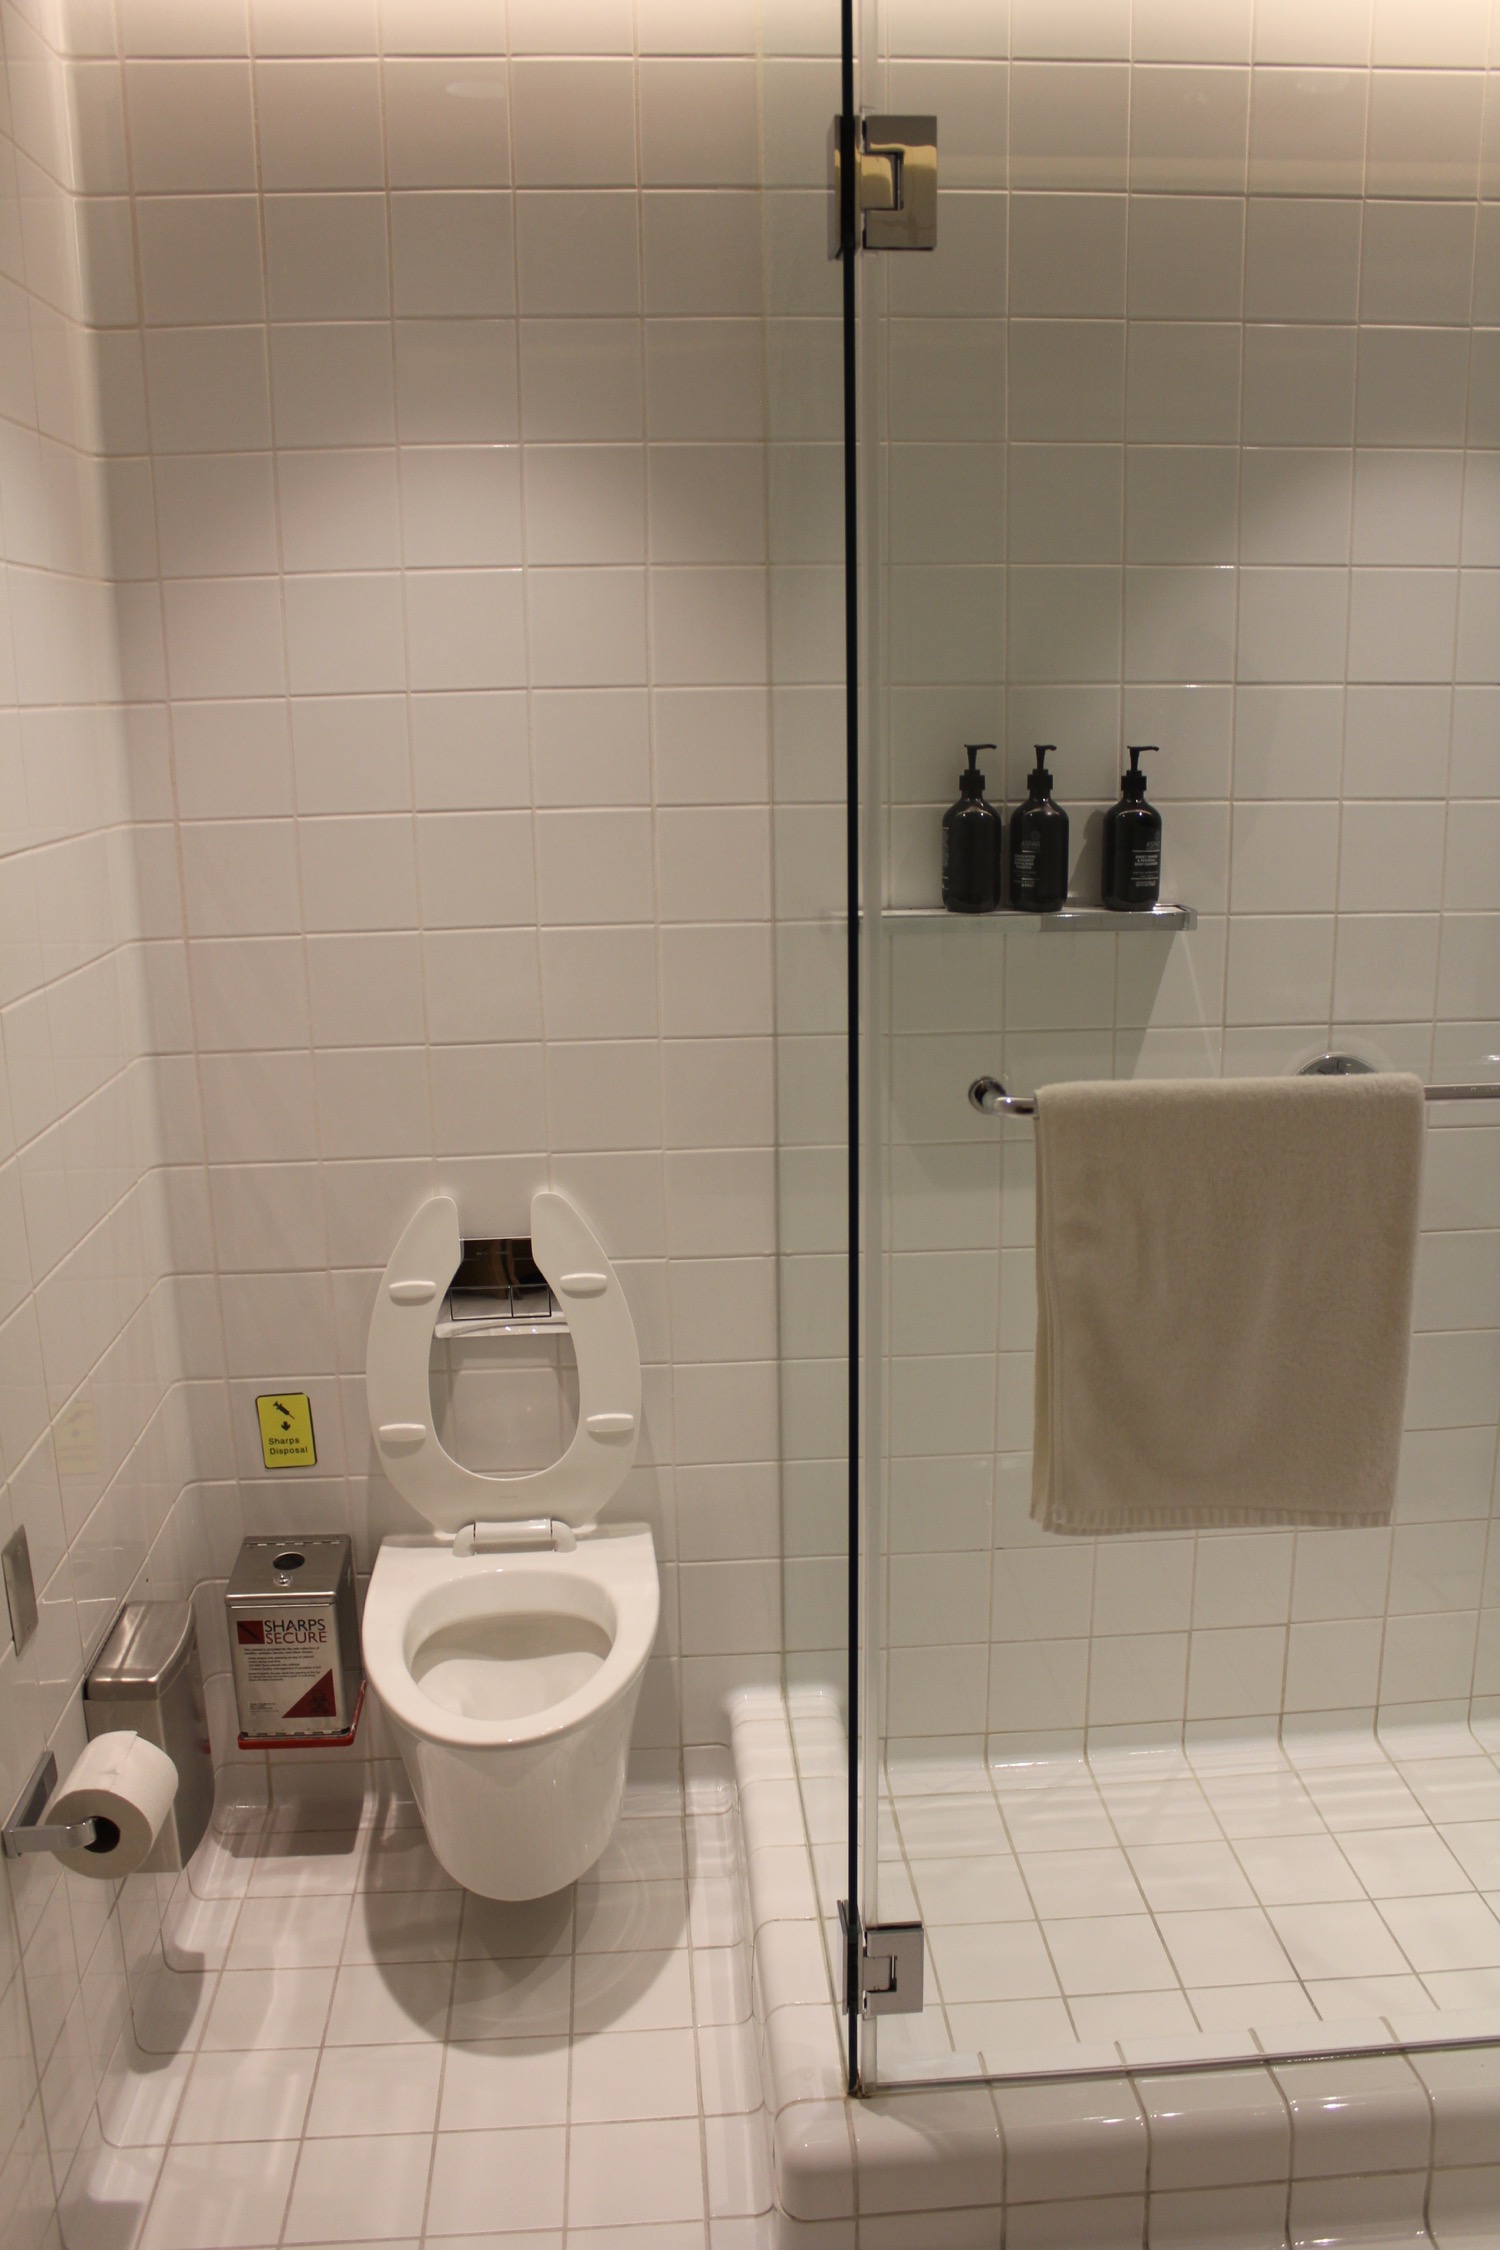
(960, 742, 994, 799)
(1121, 744, 1157, 800)
(1026, 744, 1057, 799)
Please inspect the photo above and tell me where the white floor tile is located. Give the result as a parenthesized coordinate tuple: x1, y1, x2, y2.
(1157, 1908, 1295, 1989)
(305, 2042, 443, 2136)
(1069, 1989, 1199, 2040)
(341, 1889, 463, 1965)
(1098, 1780, 1220, 1846)
(1306, 1974, 1434, 2022)
(1128, 1843, 1256, 1912)
(575, 1944, 697, 2033)
(568, 2117, 706, 2228)
(569, 2026, 701, 2123)
(1043, 1915, 1178, 1996)
(573, 2231, 705, 2250)
(1231, 1834, 1364, 1907)
(1198, 1772, 1324, 1839)
(448, 1954, 572, 2040)
(163, 1893, 241, 1974)
(573, 1877, 690, 1953)
(1379, 1894, 1500, 1974)
(359, 1830, 457, 1894)
(425, 2126, 566, 2235)
(909, 1854, 1033, 1923)
(247, 1834, 366, 1898)
(1186, 1981, 1317, 2033)
(141, 2139, 297, 2250)
(1441, 1822, 1500, 1888)
(592, 1815, 688, 1883)
(98, 2042, 195, 2150)
(1019, 1847, 1146, 1918)
(202, 1968, 335, 2052)
(173, 2048, 318, 2143)
(896, 1797, 1010, 1857)
(928, 1921, 1060, 2004)
(1423, 1967, 1500, 2008)
(438, 2037, 570, 2132)
(133, 1971, 213, 2056)
(283, 2131, 433, 2243)
(186, 1834, 257, 1903)
(1000, 1795, 1118, 1853)
(324, 1962, 451, 2045)
(456, 1891, 574, 1963)
(1268, 1902, 1412, 1982)
(226, 1895, 352, 1972)
(949, 1997, 1075, 2050)
(1336, 1825, 1472, 1898)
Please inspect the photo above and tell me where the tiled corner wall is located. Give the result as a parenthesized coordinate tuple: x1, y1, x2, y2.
(0, 1, 203, 2245)
(0, 3, 849, 2248)
(66, 0, 852, 1778)
(860, 0, 1500, 1756)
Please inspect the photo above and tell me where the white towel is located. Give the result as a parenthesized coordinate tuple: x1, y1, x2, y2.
(1030, 1073, 1425, 1537)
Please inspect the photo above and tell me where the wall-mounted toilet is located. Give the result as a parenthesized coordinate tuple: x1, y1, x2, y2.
(361, 1190, 658, 1898)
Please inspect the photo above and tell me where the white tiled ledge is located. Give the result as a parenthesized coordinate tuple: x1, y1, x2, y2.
(728, 1688, 1500, 2248)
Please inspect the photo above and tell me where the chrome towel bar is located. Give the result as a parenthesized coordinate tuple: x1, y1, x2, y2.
(970, 1069, 1500, 1119)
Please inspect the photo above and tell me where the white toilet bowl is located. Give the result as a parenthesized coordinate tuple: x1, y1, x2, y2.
(363, 1527, 658, 1899)
(361, 1190, 659, 1898)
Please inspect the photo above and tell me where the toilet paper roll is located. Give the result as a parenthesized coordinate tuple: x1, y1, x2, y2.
(45, 1731, 179, 1879)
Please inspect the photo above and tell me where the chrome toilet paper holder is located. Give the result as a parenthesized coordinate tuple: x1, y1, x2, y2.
(1, 1750, 110, 1860)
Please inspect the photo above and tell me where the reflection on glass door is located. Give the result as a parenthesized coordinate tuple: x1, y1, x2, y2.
(858, 0, 1500, 2091)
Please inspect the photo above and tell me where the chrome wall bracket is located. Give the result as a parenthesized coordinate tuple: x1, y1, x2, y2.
(831, 114, 937, 254)
(2, 1750, 106, 1861)
(2, 1524, 37, 1654)
(840, 1900, 926, 2015)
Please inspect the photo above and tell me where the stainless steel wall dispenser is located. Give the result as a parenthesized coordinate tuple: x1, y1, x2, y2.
(84, 1600, 214, 1872)
(226, 1535, 363, 1748)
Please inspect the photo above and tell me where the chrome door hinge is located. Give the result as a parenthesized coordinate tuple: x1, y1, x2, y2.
(830, 114, 938, 256)
(839, 1900, 926, 2016)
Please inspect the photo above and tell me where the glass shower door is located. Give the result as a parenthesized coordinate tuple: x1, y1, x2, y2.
(856, 0, 1500, 2091)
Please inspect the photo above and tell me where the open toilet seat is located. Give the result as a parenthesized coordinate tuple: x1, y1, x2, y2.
(366, 1189, 641, 1531)
(362, 1191, 657, 1897)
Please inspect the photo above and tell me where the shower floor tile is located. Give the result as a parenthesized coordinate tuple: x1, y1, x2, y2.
(874, 1727, 1500, 2072)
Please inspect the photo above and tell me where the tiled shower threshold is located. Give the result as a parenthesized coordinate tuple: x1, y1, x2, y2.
(731, 1688, 1500, 2244)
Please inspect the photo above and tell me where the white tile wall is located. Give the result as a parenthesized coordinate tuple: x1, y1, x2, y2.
(60, 0, 850, 1804)
(0, 5, 839, 2249)
(0, 2, 209, 2246)
(856, 0, 1500, 1761)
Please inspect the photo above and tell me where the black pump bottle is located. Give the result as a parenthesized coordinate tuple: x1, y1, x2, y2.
(941, 743, 1003, 913)
(1102, 745, 1162, 910)
(1008, 745, 1069, 912)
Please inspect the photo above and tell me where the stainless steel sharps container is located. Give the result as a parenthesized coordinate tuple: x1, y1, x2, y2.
(226, 1535, 363, 1746)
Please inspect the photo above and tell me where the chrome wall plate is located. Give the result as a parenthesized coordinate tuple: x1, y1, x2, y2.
(2, 1524, 37, 1655)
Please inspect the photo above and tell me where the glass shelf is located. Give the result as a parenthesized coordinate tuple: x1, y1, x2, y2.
(879, 901, 1197, 933)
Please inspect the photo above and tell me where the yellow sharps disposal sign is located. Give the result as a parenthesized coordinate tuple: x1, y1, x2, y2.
(256, 1392, 317, 1470)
